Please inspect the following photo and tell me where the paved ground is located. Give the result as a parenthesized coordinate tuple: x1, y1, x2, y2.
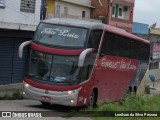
(0, 83, 23, 97)
(0, 83, 93, 120)
(0, 99, 92, 120)
(0, 84, 93, 120)
(0, 78, 159, 120)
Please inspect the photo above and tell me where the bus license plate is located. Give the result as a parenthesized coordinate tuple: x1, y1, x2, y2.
(41, 96, 51, 102)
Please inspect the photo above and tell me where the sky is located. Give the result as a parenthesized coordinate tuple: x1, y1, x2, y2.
(134, 0, 160, 27)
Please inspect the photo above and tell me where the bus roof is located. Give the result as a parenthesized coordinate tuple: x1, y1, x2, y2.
(105, 25, 150, 44)
(42, 18, 150, 44)
(42, 18, 104, 30)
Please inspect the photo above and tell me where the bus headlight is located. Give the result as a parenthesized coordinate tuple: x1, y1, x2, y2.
(67, 90, 73, 95)
(23, 92, 25, 95)
(70, 99, 74, 103)
(63, 90, 77, 95)
(63, 87, 81, 95)
(24, 82, 30, 88)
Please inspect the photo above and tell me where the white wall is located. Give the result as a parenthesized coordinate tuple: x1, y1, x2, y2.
(123, 6, 130, 20)
(55, 0, 91, 19)
(0, 0, 41, 26)
(66, 0, 91, 6)
(112, 4, 130, 20)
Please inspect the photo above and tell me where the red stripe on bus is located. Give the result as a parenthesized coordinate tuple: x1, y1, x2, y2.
(24, 77, 80, 91)
(31, 42, 84, 55)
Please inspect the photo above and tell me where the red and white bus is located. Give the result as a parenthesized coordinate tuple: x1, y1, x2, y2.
(19, 18, 150, 108)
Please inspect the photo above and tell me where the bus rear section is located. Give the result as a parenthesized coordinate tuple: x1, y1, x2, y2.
(19, 18, 150, 107)
(94, 30, 150, 102)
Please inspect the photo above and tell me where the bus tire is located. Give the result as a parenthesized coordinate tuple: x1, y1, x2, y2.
(87, 91, 95, 109)
(41, 101, 50, 106)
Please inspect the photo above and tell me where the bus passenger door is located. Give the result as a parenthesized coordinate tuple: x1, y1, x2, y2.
(95, 55, 114, 102)
(95, 31, 121, 102)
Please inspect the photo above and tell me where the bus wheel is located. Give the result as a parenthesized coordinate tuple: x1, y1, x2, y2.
(41, 102, 50, 106)
(87, 91, 95, 109)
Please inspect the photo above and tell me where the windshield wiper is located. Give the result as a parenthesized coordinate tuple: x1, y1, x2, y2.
(53, 76, 76, 85)
(57, 77, 73, 85)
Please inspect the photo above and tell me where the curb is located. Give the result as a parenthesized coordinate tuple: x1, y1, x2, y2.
(0, 83, 23, 97)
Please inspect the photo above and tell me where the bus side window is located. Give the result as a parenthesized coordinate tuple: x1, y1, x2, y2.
(100, 31, 150, 60)
(100, 32, 121, 56)
(79, 53, 96, 82)
(87, 30, 103, 52)
(140, 44, 150, 60)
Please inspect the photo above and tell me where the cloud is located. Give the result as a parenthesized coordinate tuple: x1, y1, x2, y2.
(134, 0, 160, 27)
(135, 0, 157, 12)
(135, 0, 154, 12)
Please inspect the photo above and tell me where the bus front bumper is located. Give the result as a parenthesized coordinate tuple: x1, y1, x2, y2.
(23, 82, 80, 106)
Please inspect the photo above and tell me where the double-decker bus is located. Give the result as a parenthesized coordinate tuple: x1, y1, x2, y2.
(19, 18, 150, 108)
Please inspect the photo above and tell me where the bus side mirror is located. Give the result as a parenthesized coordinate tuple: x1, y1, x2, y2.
(18, 41, 31, 58)
(78, 48, 94, 67)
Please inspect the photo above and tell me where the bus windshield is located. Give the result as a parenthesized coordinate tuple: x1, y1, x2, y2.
(33, 23, 88, 48)
(27, 50, 80, 84)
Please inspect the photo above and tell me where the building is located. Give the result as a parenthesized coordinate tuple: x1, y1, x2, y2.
(150, 28, 160, 35)
(0, 0, 41, 84)
(132, 22, 149, 40)
(148, 42, 160, 86)
(132, 22, 149, 35)
(149, 28, 160, 75)
(149, 28, 160, 43)
(45, 0, 94, 19)
(90, 0, 109, 23)
(0, 0, 136, 84)
(45, 0, 135, 32)
(108, 0, 134, 33)
(91, 0, 135, 32)
(132, 22, 160, 43)
(132, 21, 160, 84)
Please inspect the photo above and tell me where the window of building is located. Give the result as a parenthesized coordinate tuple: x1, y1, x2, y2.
(123, 6, 130, 20)
(55, 5, 60, 17)
(115, 4, 119, 18)
(64, 7, 68, 17)
(112, 4, 130, 20)
(118, 7, 122, 16)
(20, 0, 35, 13)
(112, 5, 115, 17)
(82, 11, 86, 18)
(149, 62, 159, 70)
(40, 0, 47, 20)
(123, 6, 128, 12)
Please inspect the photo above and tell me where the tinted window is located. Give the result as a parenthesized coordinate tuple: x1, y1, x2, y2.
(87, 30, 103, 52)
(79, 53, 96, 82)
(101, 32, 150, 60)
(33, 23, 88, 48)
(27, 50, 80, 84)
